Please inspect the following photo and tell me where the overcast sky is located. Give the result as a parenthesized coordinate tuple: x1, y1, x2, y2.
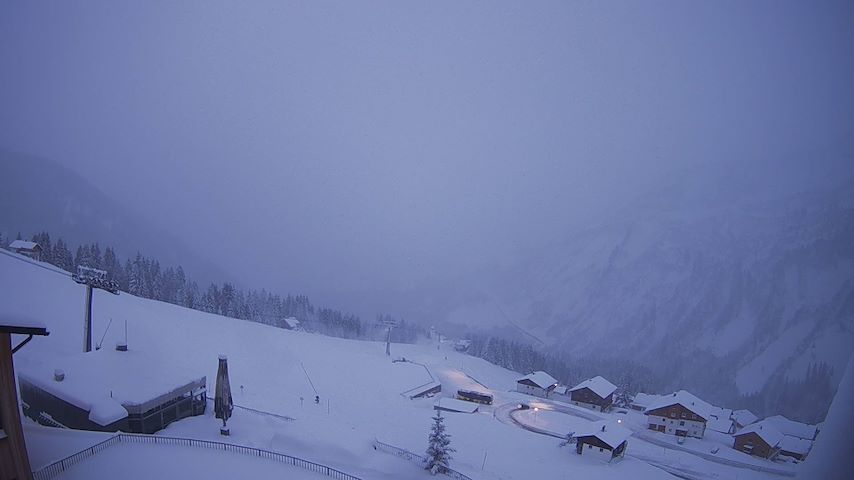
(2, 1, 853, 314)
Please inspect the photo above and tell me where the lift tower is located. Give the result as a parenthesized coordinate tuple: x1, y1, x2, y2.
(72, 265, 119, 352)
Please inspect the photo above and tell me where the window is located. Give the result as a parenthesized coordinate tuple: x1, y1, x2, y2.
(679, 421, 685, 426)
(670, 412, 676, 418)
(681, 412, 687, 418)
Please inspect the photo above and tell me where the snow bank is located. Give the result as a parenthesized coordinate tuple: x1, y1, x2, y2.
(87, 397, 129, 426)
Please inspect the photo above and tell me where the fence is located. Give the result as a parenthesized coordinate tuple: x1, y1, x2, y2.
(373, 439, 474, 480)
(33, 435, 121, 480)
(205, 396, 297, 422)
(34, 433, 362, 480)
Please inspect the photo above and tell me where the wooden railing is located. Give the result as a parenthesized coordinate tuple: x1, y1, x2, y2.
(33, 433, 362, 480)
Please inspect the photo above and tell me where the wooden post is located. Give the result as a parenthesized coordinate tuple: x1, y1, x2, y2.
(84, 284, 94, 352)
(0, 332, 36, 480)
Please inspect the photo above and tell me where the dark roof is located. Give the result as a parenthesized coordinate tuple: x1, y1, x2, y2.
(0, 316, 50, 336)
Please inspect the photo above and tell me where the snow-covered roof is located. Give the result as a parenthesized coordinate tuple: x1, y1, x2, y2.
(569, 376, 617, 399)
(406, 381, 442, 399)
(707, 417, 734, 434)
(779, 435, 812, 455)
(630, 392, 661, 408)
(434, 397, 478, 413)
(575, 420, 632, 449)
(708, 406, 732, 420)
(9, 240, 39, 250)
(19, 348, 205, 425)
(645, 390, 713, 420)
(517, 371, 558, 390)
(0, 314, 49, 335)
(734, 420, 783, 448)
(553, 385, 569, 395)
(88, 397, 129, 426)
(764, 415, 818, 440)
(732, 409, 759, 426)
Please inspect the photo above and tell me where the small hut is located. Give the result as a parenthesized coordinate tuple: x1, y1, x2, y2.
(575, 421, 631, 460)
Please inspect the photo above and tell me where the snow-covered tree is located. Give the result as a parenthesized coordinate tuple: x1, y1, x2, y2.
(31, 231, 53, 264)
(53, 238, 74, 272)
(425, 411, 455, 475)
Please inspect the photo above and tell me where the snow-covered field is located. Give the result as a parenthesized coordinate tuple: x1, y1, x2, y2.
(46, 441, 332, 480)
(0, 252, 802, 479)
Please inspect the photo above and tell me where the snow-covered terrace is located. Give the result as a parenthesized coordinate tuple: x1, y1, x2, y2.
(19, 347, 205, 427)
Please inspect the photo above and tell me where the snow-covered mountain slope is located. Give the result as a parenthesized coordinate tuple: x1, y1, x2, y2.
(2, 250, 679, 479)
(0, 150, 227, 284)
(448, 182, 854, 421)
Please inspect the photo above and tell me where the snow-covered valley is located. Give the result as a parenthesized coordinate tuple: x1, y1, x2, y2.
(2, 248, 812, 479)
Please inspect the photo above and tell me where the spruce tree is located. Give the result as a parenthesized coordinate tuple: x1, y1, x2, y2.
(425, 411, 455, 475)
(53, 238, 74, 272)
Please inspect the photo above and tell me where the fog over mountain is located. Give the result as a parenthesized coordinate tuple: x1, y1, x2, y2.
(2, 0, 853, 422)
(0, 150, 229, 286)
(428, 165, 854, 421)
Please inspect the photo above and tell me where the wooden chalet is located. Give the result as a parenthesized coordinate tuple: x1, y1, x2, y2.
(1, 317, 49, 480)
(568, 376, 617, 412)
(645, 390, 711, 438)
(516, 371, 558, 398)
(8, 240, 42, 261)
(733, 421, 783, 459)
(574, 421, 631, 461)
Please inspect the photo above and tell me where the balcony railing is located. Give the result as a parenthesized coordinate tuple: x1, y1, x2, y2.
(33, 433, 362, 480)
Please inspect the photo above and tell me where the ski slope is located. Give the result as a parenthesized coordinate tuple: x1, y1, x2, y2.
(2, 252, 681, 479)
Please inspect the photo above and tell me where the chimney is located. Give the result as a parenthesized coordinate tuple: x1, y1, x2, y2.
(54, 369, 65, 382)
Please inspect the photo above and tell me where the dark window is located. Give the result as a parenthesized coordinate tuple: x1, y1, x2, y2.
(679, 421, 685, 426)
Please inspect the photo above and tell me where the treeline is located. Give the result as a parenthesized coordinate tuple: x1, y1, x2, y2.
(3, 230, 423, 343)
(465, 333, 663, 397)
(736, 362, 836, 424)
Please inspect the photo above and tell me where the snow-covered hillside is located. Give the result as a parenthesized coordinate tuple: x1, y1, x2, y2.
(444, 183, 854, 421)
(2, 250, 683, 479)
